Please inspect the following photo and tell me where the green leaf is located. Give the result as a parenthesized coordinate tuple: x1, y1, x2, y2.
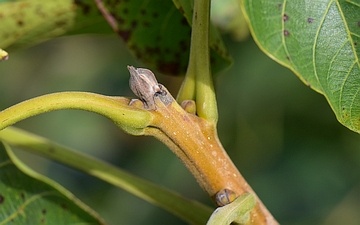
(206, 193, 255, 225)
(0, 141, 106, 225)
(241, 0, 360, 133)
(0, 0, 231, 76)
(0, 127, 214, 225)
(0, 0, 110, 50)
(95, 0, 232, 75)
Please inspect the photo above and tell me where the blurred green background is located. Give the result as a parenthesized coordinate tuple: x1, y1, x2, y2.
(0, 33, 359, 224)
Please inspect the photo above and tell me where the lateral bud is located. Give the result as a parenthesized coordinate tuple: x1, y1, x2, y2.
(127, 66, 165, 110)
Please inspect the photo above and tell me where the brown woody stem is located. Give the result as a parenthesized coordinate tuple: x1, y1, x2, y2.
(146, 86, 278, 225)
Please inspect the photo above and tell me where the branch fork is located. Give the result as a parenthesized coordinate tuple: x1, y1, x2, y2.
(126, 65, 278, 224)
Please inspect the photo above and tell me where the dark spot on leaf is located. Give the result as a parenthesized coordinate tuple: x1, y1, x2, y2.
(179, 40, 189, 51)
(142, 21, 150, 27)
(55, 20, 67, 27)
(178, 6, 185, 14)
(0, 195, 4, 203)
(118, 30, 132, 42)
(145, 46, 161, 55)
(17, 20, 24, 26)
(210, 56, 216, 64)
(358, 21, 360, 27)
(0, 13, 3, 19)
(131, 20, 138, 29)
(286, 56, 290, 60)
(283, 14, 289, 22)
(284, 30, 290, 36)
(21, 193, 25, 200)
(181, 17, 188, 26)
(42, 209, 46, 214)
(152, 12, 159, 19)
(117, 16, 125, 25)
(277, 3, 282, 9)
(174, 52, 181, 58)
(73, 0, 91, 15)
(307, 18, 314, 23)
(354, 42, 358, 46)
(41, 218, 44, 223)
(342, 107, 345, 110)
(195, 12, 197, 20)
(158, 61, 180, 75)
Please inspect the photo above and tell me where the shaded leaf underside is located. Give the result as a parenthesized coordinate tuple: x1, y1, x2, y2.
(0, 0, 232, 76)
(242, 0, 360, 133)
(99, 0, 232, 75)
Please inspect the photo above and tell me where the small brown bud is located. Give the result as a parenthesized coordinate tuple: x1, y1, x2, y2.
(127, 66, 164, 110)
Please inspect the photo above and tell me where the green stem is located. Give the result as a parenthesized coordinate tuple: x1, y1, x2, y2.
(177, 0, 218, 124)
(0, 127, 213, 225)
(0, 92, 152, 135)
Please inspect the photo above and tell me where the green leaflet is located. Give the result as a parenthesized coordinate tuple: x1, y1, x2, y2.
(0, 0, 231, 75)
(0, 0, 110, 50)
(242, 0, 360, 133)
(0, 141, 106, 225)
(99, 0, 232, 75)
(206, 193, 255, 225)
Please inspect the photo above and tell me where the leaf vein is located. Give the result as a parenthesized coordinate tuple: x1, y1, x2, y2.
(313, 0, 334, 89)
(351, 32, 360, 38)
(3, 191, 59, 224)
(336, 0, 360, 116)
(344, 0, 360, 8)
(327, 39, 350, 89)
(0, 159, 12, 167)
(349, 84, 360, 129)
